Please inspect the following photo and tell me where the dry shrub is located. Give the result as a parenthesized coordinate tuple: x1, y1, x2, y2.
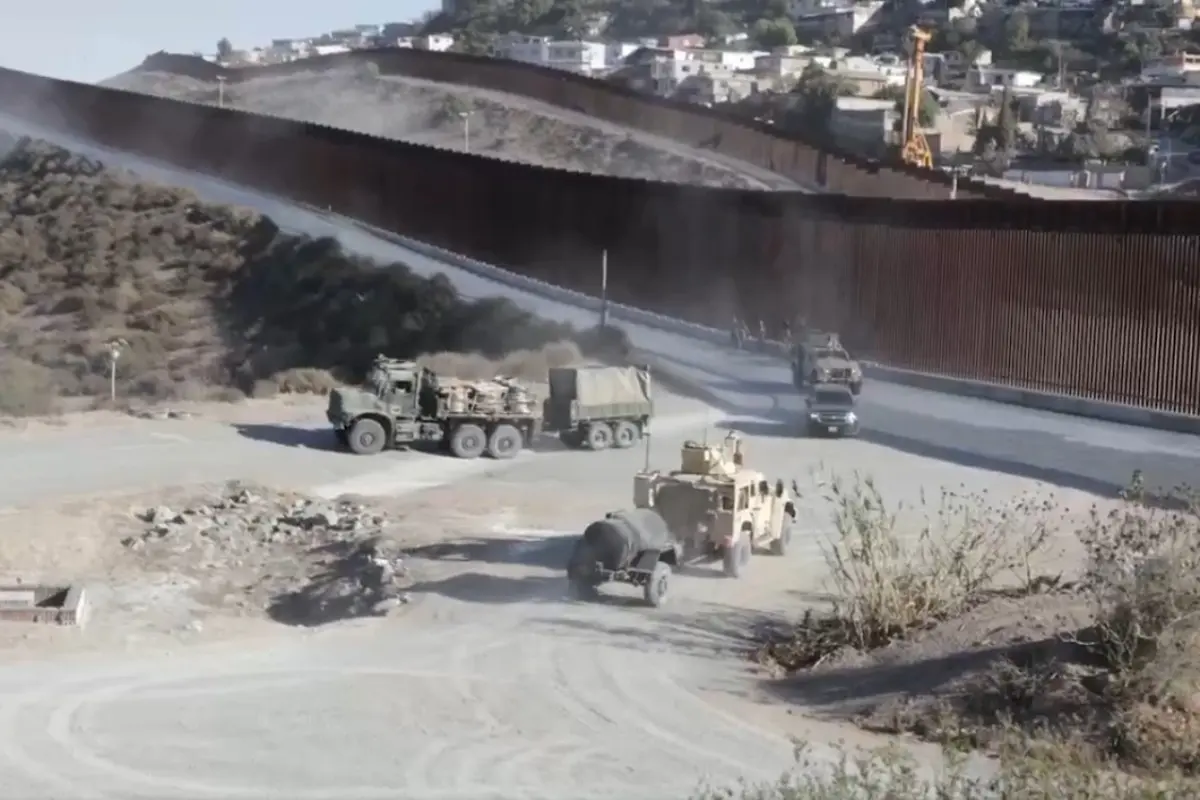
(694, 738, 1197, 799)
(1074, 473, 1200, 769)
(418, 340, 581, 381)
(267, 368, 340, 396)
(0, 136, 603, 413)
(0, 356, 60, 417)
(817, 473, 1055, 651)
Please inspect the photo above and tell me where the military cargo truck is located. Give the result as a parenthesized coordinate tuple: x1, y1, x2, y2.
(326, 355, 540, 459)
(544, 365, 653, 451)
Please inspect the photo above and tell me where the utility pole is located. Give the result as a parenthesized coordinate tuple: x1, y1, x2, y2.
(458, 111, 473, 152)
(217, 75, 227, 109)
(107, 339, 127, 405)
(599, 250, 609, 329)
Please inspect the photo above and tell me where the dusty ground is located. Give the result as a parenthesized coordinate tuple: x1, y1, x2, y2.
(0, 392, 1121, 797)
(103, 67, 801, 191)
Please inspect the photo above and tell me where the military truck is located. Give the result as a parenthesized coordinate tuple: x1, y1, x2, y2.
(326, 355, 540, 459)
(791, 331, 864, 395)
(631, 432, 796, 578)
(544, 364, 653, 451)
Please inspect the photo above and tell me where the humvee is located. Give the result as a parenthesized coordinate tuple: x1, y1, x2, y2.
(791, 331, 863, 395)
(326, 355, 541, 459)
(632, 432, 796, 578)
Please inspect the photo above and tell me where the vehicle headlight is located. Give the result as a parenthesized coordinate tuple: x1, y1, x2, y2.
(847, 412, 857, 423)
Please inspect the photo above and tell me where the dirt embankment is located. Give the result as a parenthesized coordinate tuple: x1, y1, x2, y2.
(0, 133, 619, 416)
(102, 67, 787, 189)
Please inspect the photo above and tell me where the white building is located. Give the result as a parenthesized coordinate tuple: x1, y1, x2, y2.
(1142, 53, 1200, 84)
(495, 34, 626, 75)
(415, 34, 455, 52)
(967, 66, 1044, 92)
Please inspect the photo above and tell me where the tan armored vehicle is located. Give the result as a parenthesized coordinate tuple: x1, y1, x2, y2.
(326, 355, 540, 459)
(631, 432, 796, 577)
(791, 331, 863, 395)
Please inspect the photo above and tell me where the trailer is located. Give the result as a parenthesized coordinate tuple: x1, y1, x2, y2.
(544, 365, 654, 451)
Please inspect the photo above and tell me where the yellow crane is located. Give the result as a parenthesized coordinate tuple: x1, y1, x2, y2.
(900, 26, 934, 169)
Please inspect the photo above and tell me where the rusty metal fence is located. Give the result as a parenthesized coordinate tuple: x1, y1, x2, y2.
(0, 63, 1197, 414)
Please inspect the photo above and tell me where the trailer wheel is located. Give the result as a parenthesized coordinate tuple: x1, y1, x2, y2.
(613, 421, 639, 449)
(487, 424, 523, 460)
(723, 537, 750, 578)
(450, 423, 487, 459)
(585, 422, 612, 451)
(643, 561, 671, 607)
(347, 418, 386, 455)
(559, 430, 583, 449)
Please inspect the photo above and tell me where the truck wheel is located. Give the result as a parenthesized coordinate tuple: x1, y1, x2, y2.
(585, 422, 612, 451)
(643, 561, 671, 607)
(449, 423, 487, 459)
(613, 421, 639, 449)
(487, 424, 523, 460)
(348, 418, 386, 455)
(770, 520, 793, 556)
(723, 538, 750, 578)
(559, 430, 582, 449)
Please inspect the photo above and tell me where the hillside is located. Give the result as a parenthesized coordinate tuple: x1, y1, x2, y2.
(0, 133, 613, 416)
(102, 65, 799, 190)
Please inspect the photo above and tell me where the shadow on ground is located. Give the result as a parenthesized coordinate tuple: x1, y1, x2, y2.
(233, 423, 345, 452)
(406, 533, 577, 568)
(754, 635, 1082, 723)
(531, 602, 792, 661)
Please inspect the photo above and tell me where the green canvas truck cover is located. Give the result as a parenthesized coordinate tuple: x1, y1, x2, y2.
(546, 365, 652, 426)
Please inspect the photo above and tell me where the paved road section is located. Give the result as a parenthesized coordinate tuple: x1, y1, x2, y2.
(2, 113, 1190, 498)
(0, 396, 715, 509)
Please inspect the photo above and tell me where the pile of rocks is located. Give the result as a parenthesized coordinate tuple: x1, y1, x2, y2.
(121, 482, 412, 621)
(123, 483, 384, 552)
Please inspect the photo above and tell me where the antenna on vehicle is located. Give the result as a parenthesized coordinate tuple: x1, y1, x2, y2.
(643, 425, 651, 472)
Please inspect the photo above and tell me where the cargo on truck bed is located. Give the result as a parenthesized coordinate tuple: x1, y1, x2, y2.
(545, 364, 654, 452)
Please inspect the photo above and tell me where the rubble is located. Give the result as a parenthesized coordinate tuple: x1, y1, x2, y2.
(121, 481, 411, 624)
(123, 482, 388, 551)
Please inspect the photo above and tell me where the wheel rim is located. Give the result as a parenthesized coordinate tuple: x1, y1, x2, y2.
(463, 433, 480, 451)
(359, 432, 376, 447)
(618, 427, 633, 444)
(498, 434, 517, 454)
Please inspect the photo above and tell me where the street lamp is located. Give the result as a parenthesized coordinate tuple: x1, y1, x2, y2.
(106, 338, 127, 404)
(217, 75, 227, 109)
(458, 110, 473, 153)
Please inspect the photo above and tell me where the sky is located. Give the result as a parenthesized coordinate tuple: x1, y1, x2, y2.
(2, 0, 439, 84)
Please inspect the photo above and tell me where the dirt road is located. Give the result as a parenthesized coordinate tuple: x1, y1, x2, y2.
(0, 398, 1100, 799)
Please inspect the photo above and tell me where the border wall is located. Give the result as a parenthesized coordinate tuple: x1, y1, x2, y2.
(0, 54, 1196, 414)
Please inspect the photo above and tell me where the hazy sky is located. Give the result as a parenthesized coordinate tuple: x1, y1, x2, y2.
(4, 0, 438, 84)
